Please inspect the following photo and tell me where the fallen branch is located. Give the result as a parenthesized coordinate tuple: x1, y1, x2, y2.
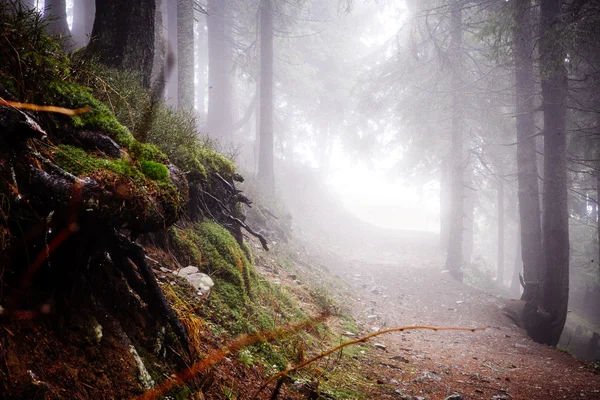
(251, 325, 487, 399)
(136, 313, 329, 400)
(0, 98, 91, 115)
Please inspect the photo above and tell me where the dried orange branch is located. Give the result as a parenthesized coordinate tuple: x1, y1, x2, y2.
(251, 325, 487, 399)
(136, 313, 329, 400)
(0, 98, 91, 115)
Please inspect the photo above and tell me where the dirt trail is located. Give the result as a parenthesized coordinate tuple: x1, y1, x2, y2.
(309, 231, 600, 400)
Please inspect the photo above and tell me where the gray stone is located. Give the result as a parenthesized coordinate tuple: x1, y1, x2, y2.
(175, 267, 214, 295)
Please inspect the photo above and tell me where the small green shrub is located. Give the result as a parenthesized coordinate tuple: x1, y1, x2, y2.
(140, 160, 169, 181)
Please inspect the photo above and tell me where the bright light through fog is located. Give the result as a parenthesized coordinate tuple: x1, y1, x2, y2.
(326, 145, 439, 232)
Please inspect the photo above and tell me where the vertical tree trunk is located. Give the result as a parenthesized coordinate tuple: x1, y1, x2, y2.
(195, 16, 206, 118)
(513, 0, 544, 303)
(45, 0, 72, 49)
(257, 0, 274, 188)
(440, 157, 451, 249)
(151, 0, 165, 91)
(444, 0, 464, 281)
(177, 0, 194, 110)
(462, 165, 474, 267)
(511, 221, 523, 297)
(539, 0, 569, 346)
(89, 0, 155, 88)
(206, 0, 233, 140)
(165, 0, 178, 108)
(497, 177, 505, 284)
(72, 0, 95, 48)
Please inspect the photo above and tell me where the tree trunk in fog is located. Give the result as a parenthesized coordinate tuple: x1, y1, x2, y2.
(511, 222, 523, 297)
(195, 16, 206, 119)
(45, 0, 72, 49)
(497, 176, 505, 285)
(206, 0, 233, 140)
(89, 0, 155, 88)
(440, 157, 451, 249)
(513, 0, 543, 303)
(462, 167, 474, 266)
(257, 0, 274, 189)
(151, 0, 165, 91)
(538, 0, 569, 347)
(165, 0, 178, 108)
(72, 0, 95, 48)
(177, 0, 194, 110)
(444, 0, 464, 282)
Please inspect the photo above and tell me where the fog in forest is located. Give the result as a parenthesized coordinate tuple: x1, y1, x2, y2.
(4, 0, 600, 393)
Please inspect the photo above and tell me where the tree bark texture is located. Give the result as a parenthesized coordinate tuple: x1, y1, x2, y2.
(444, 0, 464, 281)
(72, 0, 95, 48)
(539, 0, 569, 347)
(513, 0, 544, 302)
(177, 0, 194, 110)
(257, 0, 274, 188)
(206, 0, 233, 140)
(89, 0, 155, 88)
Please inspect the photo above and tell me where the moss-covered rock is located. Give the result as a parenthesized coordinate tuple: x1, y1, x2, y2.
(46, 81, 134, 147)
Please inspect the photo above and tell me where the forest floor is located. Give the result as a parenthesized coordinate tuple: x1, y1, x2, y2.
(292, 227, 600, 400)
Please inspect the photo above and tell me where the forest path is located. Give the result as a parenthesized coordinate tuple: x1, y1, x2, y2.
(308, 231, 600, 400)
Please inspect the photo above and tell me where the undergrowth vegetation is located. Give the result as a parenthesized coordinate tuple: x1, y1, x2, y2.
(0, 4, 367, 399)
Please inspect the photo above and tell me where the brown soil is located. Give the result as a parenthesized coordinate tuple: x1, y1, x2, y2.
(305, 230, 600, 400)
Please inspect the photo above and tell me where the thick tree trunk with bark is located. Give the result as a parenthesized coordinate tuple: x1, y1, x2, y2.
(206, 0, 233, 140)
(177, 0, 194, 110)
(89, 0, 155, 88)
(538, 0, 569, 347)
(513, 0, 544, 303)
(72, 0, 95, 48)
(257, 0, 274, 189)
(444, 0, 464, 281)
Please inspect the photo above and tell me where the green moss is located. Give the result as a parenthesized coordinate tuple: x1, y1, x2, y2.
(129, 141, 168, 163)
(47, 81, 134, 147)
(140, 160, 169, 181)
(54, 144, 141, 178)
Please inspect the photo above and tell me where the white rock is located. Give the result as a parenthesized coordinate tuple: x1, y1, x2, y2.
(176, 266, 200, 277)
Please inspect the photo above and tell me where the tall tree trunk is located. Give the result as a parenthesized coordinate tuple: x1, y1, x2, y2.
(45, 0, 72, 49)
(444, 0, 464, 281)
(177, 0, 194, 110)
(151, 0, 165, 91)
(206, 0, 233, 140)
(165, 0, 178, 108)
(497, 176, 505, 285)
(72, 0, 95, 48)
(513, 0, 544, 303)
(195, 16, 206, 119)
(462, 165, 474, 267)
(511, 221, 523, 297)
(440, 157, 451, 249)
(539, 0, 569, 346)
(257, 0, 274, 188)
(89, 0, 155, 88)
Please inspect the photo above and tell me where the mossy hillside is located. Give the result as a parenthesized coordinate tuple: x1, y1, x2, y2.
(51, 145, 183, 230)
(168, 221, 310, 371)
(76, 65, 235, 182)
